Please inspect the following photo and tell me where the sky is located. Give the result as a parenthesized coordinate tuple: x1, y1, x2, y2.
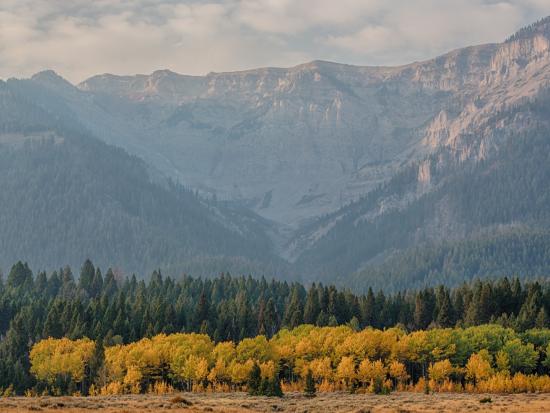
(1, 0, 550, 84)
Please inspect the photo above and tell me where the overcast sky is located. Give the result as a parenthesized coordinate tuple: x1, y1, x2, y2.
(1, 0, 550, 83)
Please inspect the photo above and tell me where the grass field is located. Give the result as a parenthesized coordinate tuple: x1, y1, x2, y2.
(0, 392, 549, 413)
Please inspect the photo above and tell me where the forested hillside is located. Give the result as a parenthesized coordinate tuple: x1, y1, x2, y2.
(0, 80, 283, 277)
(0, 260, 549, 394)
(350, 230, 550, 292)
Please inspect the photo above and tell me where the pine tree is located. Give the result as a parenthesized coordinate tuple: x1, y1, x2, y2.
(267, 371, 283, 397)
(303, 284, 320, 324)
(6, 262, 33, 291)
(79, 259, 95, 296)
(194, 292, 210, 331)
(304, 369, 316, 397)
(436, 287, 454, 327)
(247, 362, 261, 396)
(362, 288, 376, 327)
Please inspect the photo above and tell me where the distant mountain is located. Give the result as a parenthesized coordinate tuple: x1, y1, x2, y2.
(3, 17, 550, 289)
(0, 81, 285, 276)
(69, 50, 496, 227)
(291, 17, 550, 290)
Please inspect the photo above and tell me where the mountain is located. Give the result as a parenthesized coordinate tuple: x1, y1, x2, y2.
(0, 80, 285, 276)
(4, 17, 550, 288)
(57, 18, 547, 231)
(70, 50, 496, 227)
(291, 17, 550, 290)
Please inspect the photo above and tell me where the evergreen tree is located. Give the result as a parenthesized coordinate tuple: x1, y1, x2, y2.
(362, 288, 376, 327)
(266, 371, 283, 397)
(436, 287, 454, 327)
(247, 362, 262, 396)
(304, 369, 316, 397)
(303, 284, 320, 324)
(6, 262, 33, 291)
(79, 259, 95, 296)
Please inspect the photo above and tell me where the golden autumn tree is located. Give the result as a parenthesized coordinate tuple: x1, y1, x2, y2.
(388, 360, 409, 389)
(30, 337, 95, 392)
(336, 356, 356, 390)
(357, 359, 386, 387)
(428, 359, 453, 384)
(466, 350, 493, 385)
(308, 357, 333, 383)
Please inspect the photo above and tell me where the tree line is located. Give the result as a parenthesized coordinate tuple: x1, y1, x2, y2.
(27, 325, 550, 396)
(0, 259, 549, 394)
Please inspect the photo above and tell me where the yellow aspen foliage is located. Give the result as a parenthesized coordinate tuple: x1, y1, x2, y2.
(229, 359, 254, 385)
(259, 360, 276, 379)
(30, 325, 550, 396)
(466, 350, 493, 383)
(309, 357, 333, 382)
(212, 341, 236, 365)
(195, 357, 210, 382)
(428, 359, 453, 383)
(99, 381, 124, 395)
(208, 358, 230, 384)
(149, 381, 175, 394)
(336, 356, 356, 386)
(123, 366, 142, 387)
(177, 355, 209, 384)
(388, 360, 409, 385)
(30, 337, 95, 384)
(495, 350, 511, 375)
(236, 336, 271, 363)
(357, 359, 386, 386)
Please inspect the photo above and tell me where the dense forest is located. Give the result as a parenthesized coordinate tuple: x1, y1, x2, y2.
(351, 230, 550, 292)
(0, 260, 549, 394)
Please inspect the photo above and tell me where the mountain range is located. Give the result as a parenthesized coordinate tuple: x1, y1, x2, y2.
(3, 17, 550, 291)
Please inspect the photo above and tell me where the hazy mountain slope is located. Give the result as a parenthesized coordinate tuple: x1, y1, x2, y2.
(75, 51, 497, 226)
(11, 18, 548, 231)
(0, 82, 285, 277)
(293, 73, 550, 289)
(70, 19, 550, 230)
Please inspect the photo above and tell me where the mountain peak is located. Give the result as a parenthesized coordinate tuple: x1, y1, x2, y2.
(31, 70, 74, 89)
(150, 69, 179, 77)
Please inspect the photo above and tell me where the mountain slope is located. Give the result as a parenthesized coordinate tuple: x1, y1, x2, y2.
(9, 18, 548, 230)
(74, 52, 495, 226)
(0, 82, 285, 276)
(292, 60, 550, 290)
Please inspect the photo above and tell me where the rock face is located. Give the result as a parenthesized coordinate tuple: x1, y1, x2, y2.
(72, 19, 550, 229)
(71, 60, 480, 225)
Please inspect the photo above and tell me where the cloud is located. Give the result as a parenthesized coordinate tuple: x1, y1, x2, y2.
(1, 0, 550, 83)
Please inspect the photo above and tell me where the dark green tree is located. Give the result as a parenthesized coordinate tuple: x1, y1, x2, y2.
(247, 362, 262, 396)
(304, 369, 316, 397)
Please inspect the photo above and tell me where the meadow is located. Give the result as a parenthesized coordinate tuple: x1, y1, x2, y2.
(0, 392, 549, 413)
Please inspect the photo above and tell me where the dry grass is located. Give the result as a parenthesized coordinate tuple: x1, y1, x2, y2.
(0, 392, 549, 413)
